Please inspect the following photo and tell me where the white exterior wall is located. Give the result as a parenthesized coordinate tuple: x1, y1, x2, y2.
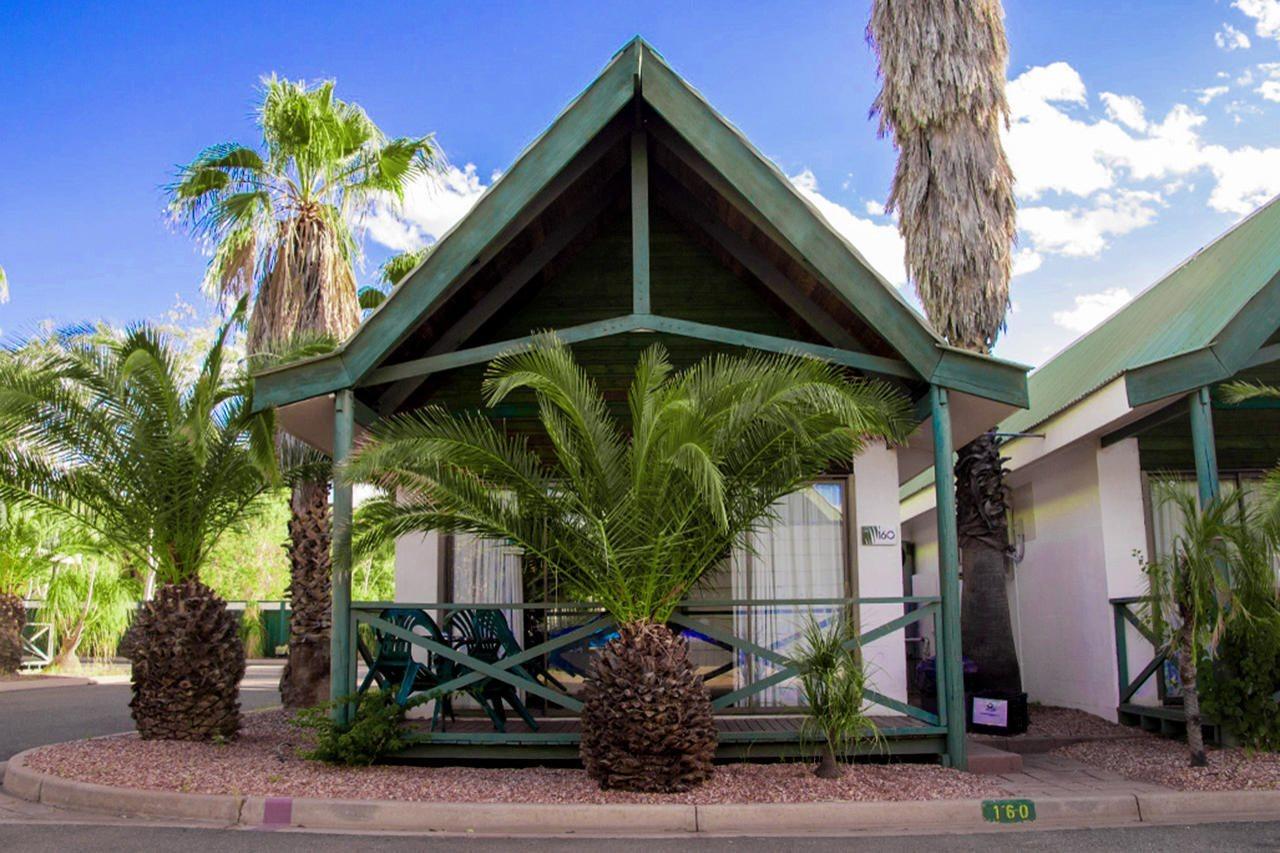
(899, 435, 1152, 720)
(852, 442, 908, 706)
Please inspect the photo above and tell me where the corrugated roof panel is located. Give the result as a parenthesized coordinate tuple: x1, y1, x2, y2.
(1002, 193, 1280, 434)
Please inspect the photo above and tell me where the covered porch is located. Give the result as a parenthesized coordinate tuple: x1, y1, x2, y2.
(252, 39, 1029, 770)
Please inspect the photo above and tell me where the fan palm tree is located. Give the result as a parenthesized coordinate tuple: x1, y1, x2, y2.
(344, 337, 913, 791)
(0, 313, 280, 739)
(868, 0, 1023, 695)
(1142, 483, 1275, 766)
(167, 76, 441, 707)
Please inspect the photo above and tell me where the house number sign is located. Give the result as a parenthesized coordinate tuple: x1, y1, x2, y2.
(981, 799, 1037, 823)
(860, 525, 897, 546)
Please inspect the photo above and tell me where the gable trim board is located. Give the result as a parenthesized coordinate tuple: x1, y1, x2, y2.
(251, 38, 1027, 415)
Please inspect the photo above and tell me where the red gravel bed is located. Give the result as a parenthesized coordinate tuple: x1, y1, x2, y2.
(1022, 705, 1141, 740)
(22, 711, 1005, 804)
(1056, 738, 1280, 791)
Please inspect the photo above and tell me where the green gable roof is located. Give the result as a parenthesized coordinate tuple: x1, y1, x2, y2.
(1003, 193, 1280, 435)
(252, 38, 1028, 414)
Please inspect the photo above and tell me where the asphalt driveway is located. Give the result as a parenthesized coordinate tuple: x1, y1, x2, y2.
(0, 662, 283, 760)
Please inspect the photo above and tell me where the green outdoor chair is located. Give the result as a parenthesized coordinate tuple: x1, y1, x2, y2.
(358, 608, 455, 730)
(446, 608, 540, 732)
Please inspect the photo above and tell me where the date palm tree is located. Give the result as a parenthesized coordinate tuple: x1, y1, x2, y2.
(868, 0, 1023, 694)
(167, 76, 441, 707)
(344, 338, 912, 791)
(0, 314, 280, 739)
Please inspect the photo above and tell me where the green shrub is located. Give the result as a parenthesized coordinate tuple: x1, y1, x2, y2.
(1200, 614, 1280, 751)
(293, 690, 428, 766)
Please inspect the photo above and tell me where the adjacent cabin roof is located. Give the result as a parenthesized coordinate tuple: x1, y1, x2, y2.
(900, 192, 1280, 502)
(251, 38, 1027, 424)
(1005, 193, 1280, 435)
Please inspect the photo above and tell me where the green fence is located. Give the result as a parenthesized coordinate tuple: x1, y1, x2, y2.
(347, 596, 949, 749)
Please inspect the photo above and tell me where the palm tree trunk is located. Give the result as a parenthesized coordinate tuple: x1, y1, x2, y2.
(1177, 625, 1208, 767)
(815, 742, 842, 779)
(960, 545, 1022, 693)
(279, 479, 332, 708)
(0, 593, 25, 675)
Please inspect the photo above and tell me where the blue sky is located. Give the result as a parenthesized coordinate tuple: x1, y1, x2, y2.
(3, 1, 1280, 366)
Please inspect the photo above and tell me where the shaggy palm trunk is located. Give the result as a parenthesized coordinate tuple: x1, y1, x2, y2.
(0, 592, 25, 674)
(580, 621, 717, 792)
(1176, 614, 1208, 767)
(279, 480, 333, 708)
(956, 433, 1022, 694)
(960, 546, 1021, 693)
(130, 580, 245, 740)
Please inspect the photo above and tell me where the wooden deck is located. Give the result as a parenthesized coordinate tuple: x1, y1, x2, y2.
(1117, 702, 1224, 745)
(400, 713, 946, 761)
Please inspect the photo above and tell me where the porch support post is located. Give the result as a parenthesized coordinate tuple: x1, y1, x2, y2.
(631, 130, 650, 314)
(930, 385, 967, 770)
(1189, 386, 1220, 507)
(330, 388, 356, 722)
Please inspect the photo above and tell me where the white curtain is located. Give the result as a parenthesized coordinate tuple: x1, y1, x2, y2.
(449, 533, 524, 642)
(729, 483, 847, 706)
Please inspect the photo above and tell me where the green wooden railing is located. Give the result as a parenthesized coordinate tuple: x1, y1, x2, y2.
(1110, 596, 1167, 705)
(21, 622, 54, 669)
(347, 596, 948, 746)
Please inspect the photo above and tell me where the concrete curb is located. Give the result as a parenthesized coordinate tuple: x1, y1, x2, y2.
(0, 676, 93, 693)
(4, 747, 1278, 835)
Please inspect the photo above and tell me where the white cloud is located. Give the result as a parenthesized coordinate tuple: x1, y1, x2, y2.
(1235, 0, 1280, 41)
(864, 199, 886, 216)
(1005, 61, 1280, 220)
(1012, 248, 1043, 276)
(1215, 22, 1252, 50)
(1201, 144, 1280, 213)
(365, 163, 491, 252)
(1052, 288, 1133, 333)
(1100, 92, 1147, 131)
(1195, 85, 1230, 104)
(790, 170, 907, 287)
(1019, 191, 1163, 258)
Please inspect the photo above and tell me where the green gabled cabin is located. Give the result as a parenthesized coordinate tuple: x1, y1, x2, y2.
(255, 38, 1029, 769)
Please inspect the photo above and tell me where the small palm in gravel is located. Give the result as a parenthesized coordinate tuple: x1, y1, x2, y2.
(1141, 481, 1274, 767)
(790, 616, 880, 778)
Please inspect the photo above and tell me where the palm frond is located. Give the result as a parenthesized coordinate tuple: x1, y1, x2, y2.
(344, 338, 914, 624)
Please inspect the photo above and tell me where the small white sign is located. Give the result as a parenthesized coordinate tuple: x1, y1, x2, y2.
(973, 697, 1009, 728)
(860, 525, 897, 546)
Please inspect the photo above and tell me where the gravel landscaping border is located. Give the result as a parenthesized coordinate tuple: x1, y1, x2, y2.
(15, 710, 1004, 805)
(1056, 737, 1280, 792)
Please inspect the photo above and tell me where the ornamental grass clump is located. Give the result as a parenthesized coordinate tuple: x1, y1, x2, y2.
(344, 337, 913, 792)
(790, 616, 881, 778)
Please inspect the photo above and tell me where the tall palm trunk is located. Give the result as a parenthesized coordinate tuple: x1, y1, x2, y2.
(955, 432, 1022, 692)
(279, 479, 333, 707)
